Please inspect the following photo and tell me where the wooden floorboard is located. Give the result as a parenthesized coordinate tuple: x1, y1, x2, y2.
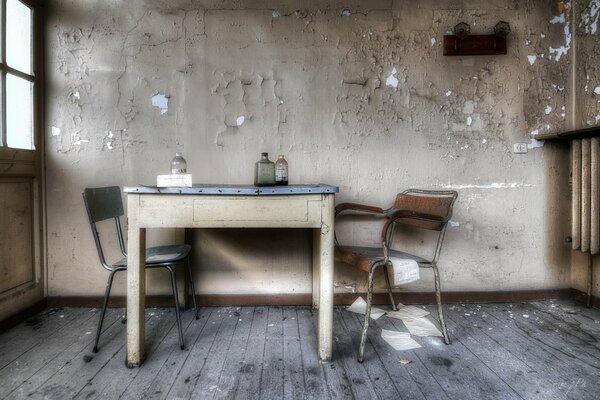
(1, 301, 600, 400)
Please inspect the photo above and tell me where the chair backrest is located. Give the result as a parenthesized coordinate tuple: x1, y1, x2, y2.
(390, 189, 457, 231)
(82, 186, 124, 222)
(82, 186, 126, 270)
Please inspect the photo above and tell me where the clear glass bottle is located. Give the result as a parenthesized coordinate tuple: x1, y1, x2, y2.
(171, 152, 187, 174)
(254, 152, 275, 186)
(275, 155, 288, 186)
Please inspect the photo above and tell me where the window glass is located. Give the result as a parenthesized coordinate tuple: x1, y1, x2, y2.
(6, 73, 33, 150)
(6, 0, 32, 74)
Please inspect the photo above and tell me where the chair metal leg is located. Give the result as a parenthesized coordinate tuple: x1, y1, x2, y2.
(359, 265, 378, 363)
(166, 266, 185, 350)
(382, 263, 398, 311)
(94, 269, 118, 353)
(186, 259, 199, 319)
(431, 263, 450, 345)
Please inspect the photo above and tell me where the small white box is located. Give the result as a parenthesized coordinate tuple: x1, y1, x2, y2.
(157, 174, 193, 187)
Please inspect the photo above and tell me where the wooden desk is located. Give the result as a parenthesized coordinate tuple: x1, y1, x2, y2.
(123, 184, 338, 367)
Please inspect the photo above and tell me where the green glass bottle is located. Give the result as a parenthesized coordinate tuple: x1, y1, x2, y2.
(254, 152, 275, 186)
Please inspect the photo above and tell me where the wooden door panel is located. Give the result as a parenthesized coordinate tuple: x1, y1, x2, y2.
(0, 180, 34, 294)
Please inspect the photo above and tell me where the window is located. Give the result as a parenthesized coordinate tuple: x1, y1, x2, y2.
(1, 0, 37, 150)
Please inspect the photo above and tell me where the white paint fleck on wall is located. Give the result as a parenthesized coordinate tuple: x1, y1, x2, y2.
(448, 220, 460, 227)
(445, 90, 452, 96)
(531, 129, 539, 136)
(73, 91, 80, 100)
(430, 38, 436, 46)
(527, 139, 545, 149)
(236, 116, 245, 126)
(550, 14, 566, 24)
(105, 130, 114, 150)
(51, 126, 61, 136)
(527, 55, 537, 65)
(466, 116, 473, 126)
(151, 93, 169, 115)
(594, 86, 600, 95)
(272, 10, 281, 18)
(545, 105, 552, 114)
(386, 67, 399, 88)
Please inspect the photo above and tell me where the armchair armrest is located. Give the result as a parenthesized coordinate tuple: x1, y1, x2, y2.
(335, 202, 384, 216)
(381, 209, 445, 242)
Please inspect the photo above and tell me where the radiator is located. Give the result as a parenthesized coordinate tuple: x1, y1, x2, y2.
(572, 138, 600, 254)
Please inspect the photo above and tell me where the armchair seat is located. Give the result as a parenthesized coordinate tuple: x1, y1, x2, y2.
(113, 244, 191, 267)
(335, 246, 429, 273)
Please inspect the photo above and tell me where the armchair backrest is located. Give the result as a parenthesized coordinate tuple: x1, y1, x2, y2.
(82, 186, 127, 270)
(390, 189, 457, 231)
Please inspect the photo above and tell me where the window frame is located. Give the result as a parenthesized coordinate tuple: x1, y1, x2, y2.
(0, 0, 39, 151)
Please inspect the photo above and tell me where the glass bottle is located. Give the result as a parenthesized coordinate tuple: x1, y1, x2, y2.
(171, 152, 187, 174)
(254, 152, 275, 186)
(275, 155, 288, 186)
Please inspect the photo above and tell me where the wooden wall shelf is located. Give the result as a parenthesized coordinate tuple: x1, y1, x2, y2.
(534, 126, 600, 141)
(443, 35, 507, 56)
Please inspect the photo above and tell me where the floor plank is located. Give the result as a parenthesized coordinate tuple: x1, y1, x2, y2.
(2, 302, 600, 400)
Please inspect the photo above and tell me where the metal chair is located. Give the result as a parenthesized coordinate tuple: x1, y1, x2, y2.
(334, 189, 457, 362)
(82, 186, 198, 353)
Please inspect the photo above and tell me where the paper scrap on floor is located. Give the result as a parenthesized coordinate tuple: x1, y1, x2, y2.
(346, 297, 386, 320)
(387, 305, 429, 321)
(403, 317, 443, 337)
(381, 329, 422, 351)
(389, 257, 419, 286)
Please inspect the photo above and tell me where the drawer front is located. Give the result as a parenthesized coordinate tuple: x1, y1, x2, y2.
(194, 197, 310, 222)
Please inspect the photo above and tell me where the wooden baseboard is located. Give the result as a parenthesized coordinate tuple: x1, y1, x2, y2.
(0, 298, 48, 334)
(571, 288, 600, 308)
(46, 288, 574, 308)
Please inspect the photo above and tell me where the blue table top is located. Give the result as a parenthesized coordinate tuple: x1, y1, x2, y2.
(123, 184, 338, 195)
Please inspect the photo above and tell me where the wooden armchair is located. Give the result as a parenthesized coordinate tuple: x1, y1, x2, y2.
(335, 189, 458, 362)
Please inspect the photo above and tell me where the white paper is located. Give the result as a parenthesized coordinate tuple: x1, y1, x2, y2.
(381, 329, 422, 351)
(389, 257, 419, 286)
(387, 305, 429, 321)
(346, 297, 386, 320)
(403, 317, 443, 337)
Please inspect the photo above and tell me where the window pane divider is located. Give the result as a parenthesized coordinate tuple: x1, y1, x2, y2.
(4, 65, 34, 81)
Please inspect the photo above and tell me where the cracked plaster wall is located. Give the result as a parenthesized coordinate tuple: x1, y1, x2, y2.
(45, 0, 577, 298)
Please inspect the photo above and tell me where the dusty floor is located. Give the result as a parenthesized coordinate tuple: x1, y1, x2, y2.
(0, 300, 598, 399)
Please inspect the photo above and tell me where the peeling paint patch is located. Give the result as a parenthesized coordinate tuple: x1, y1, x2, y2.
(442, 183, 533, 189)
(527, 139, 545, 149)
(72, 138, 89, 146)
(445, 90, 452, 97)
(527, 55, 537, 65)
(448, 220, 460, 227)
(73, 91, 80, 100)
(550, 14, 566, 24)
(430, 38, 436, 46)
(51, 126, 61, 136)
(548, 22, 571, 62)
(236, 116, 245, 126)
(272, 10, 281, 18)
(531, 129, 539, 136)
(385, 67, 399, 88)
(594, 86, 600, 95)
(340, 8, 351, 17)
(151, 93, 169, 115)
(581, 0, 600, 34)
(545, 105, 552, 114)
(466, 116, 473, 126)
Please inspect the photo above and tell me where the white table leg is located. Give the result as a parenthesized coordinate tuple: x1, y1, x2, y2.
(126, 196, 146, 367)
(312, 228, 321, 309)
(318, 194, 335, 362)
